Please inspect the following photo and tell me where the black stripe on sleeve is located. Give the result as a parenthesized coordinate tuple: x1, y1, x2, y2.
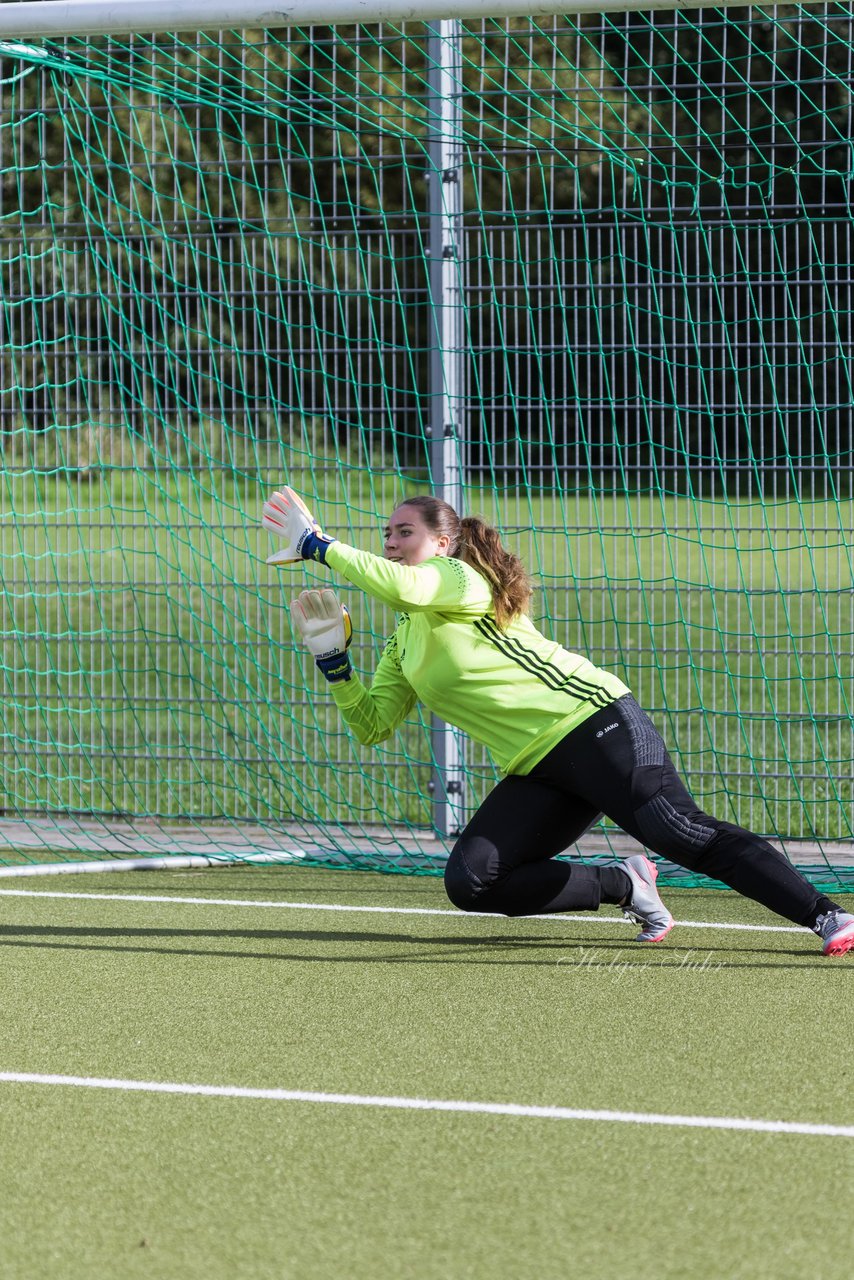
(476, 616, 610, 701)
(474, 617, 613, 706)
(479, 616, 607, 697)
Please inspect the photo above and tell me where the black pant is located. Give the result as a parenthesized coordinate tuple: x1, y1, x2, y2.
(444, 695, 826, 927)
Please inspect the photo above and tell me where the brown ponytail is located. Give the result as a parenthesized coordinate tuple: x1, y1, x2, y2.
(457, 516, 532, 630)
(392, 496, 532, 629)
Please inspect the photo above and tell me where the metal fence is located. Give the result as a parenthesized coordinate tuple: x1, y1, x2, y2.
(0, 11, 852, 866)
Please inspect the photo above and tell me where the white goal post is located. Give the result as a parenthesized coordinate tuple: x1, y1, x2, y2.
(0, 0, 829, 38)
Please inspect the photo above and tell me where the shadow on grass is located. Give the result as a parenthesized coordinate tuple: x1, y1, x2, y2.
(0, 923, 829, 969)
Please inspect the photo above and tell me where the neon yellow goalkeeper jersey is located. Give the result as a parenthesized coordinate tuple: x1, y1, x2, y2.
(324, 542, 630, 776)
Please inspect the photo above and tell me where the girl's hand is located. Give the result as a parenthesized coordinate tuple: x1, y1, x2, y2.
(289, 589, 353, 683)
(262, 487, 335, 565)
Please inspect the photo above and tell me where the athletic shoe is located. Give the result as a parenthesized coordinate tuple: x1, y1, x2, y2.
(814, 910, 854, 956)
(621, 854, 674, 943)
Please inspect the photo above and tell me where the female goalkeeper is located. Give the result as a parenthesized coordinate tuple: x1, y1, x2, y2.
(262, 487, 854, 955)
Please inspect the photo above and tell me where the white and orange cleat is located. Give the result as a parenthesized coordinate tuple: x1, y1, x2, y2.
(815, 910, 854, 956)
(622, 854, 674, 943)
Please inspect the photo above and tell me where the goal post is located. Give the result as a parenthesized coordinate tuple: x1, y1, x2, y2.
(0, 0, 832, 38)
(0, 4, 851, 889)
(426, 18, 467, 838)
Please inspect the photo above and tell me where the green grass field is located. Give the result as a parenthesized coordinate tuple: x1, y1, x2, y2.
(0, 862, 851, 1280)
(2, 471, 853, 856)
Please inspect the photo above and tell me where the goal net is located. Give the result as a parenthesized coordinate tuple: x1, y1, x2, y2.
(0, 7, 851, 887)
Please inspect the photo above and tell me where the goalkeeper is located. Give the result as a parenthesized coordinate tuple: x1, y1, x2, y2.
(263, 487, 854, 956)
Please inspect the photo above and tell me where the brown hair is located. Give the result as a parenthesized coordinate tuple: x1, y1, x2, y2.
(394, 495, 532, 629)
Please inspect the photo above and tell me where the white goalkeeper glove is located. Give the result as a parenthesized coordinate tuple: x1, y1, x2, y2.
(262, 487, 336, 566)
(290, 589, 353, 683)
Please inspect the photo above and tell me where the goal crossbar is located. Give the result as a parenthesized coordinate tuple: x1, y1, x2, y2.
(0, 0, 823, 38)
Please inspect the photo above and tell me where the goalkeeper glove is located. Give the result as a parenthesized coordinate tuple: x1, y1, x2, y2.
(262, 487, 336, 565)
(290, 589, 353, 684)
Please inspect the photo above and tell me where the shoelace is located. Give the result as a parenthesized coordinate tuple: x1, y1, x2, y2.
(815, 911, 837, 937)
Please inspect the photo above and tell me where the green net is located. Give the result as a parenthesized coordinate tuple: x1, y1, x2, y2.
(0, 10, 852, 888)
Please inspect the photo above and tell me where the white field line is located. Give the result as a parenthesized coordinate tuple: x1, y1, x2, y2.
(0, 887, 809, 934)
(0, 1071, 849, 1138)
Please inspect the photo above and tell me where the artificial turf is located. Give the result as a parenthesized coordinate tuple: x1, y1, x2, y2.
(0, 864, 851, 1280)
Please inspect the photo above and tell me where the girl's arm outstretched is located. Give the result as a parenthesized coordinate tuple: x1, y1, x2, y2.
(262, 487, 491, 616)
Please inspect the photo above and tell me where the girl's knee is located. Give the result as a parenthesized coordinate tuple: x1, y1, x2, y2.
(443, 847, 481, 911)
(444, 840, 496, 911)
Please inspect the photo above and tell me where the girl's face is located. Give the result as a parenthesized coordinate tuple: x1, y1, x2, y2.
(383, 505, 451, 566)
